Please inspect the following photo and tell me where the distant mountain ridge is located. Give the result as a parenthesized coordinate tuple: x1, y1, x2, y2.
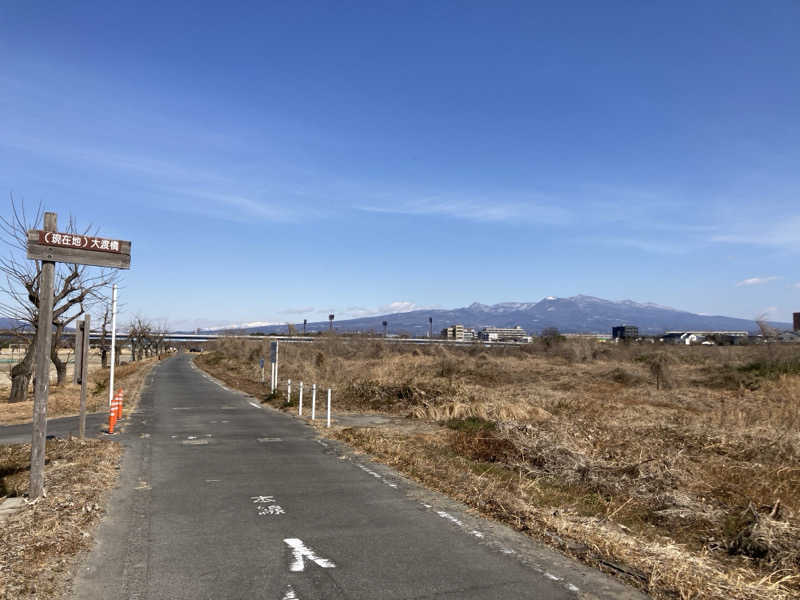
(210, 295, 792, 336)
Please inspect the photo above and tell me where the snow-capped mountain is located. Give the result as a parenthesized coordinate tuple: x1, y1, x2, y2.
(215, 295, 791, 335)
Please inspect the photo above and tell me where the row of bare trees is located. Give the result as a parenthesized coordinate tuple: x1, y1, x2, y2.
(127, 317, 168, 361)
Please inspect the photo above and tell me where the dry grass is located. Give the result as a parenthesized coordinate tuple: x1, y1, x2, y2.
(0, 356, 161, 426)
(197, 336, 800, 600)
(0, 354, 159, 599)
(0, 439, 122, 599)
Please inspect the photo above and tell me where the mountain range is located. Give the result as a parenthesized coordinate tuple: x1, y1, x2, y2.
(211, 295, 792, 336)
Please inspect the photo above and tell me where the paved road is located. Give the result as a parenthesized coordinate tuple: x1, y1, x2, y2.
(72, 355, 644, 600)
(0, 412, 108, 445)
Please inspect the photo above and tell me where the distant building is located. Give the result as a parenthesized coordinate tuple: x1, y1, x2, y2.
(612, 325, 639, 340)
(478, 325, 528, 342)
(794, 312, 800, 332)
(441, 325, 476, 341)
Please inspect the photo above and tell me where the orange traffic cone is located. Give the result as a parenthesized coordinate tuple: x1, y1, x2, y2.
(108, 402, 117, 434)
(115, 389, 124, 419)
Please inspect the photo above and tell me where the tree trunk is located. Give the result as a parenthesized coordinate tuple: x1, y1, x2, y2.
(101, 348, 108, 368)
(9, 342, 35, 403)
(50, 323, 67, 385)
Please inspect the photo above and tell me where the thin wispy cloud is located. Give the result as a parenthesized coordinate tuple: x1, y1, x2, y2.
(736, 276, 781, 287)
(712, 216, 800, 250)
(358, 198, 570, 225)
(278, 307, 316, 315)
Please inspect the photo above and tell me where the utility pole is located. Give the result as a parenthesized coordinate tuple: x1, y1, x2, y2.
(108, 284, 118, 412)
(328, 314, 334, 332)
(303, 319, 307, 335)
(382, 320, 388, 338)
(29, 212, 56, 500)
(428, 316, 433, 338)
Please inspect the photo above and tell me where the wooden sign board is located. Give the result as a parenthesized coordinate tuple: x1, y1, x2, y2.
(27, 230, 131, 269)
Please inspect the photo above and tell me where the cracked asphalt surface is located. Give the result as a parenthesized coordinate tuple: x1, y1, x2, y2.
(71, 354, 645, 599)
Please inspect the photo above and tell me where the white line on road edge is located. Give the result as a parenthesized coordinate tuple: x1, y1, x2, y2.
(283, 538, 336, 572)
(356, 464, 399, 488)
(282, 585, 298, 600)
(249, 401, 261, 409)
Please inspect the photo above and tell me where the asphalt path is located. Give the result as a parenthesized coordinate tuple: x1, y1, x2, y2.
(0, 412, 108, 445)
(72, 354, 645, 600)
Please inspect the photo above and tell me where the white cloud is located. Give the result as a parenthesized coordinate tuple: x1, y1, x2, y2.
(340, 301, 428, 319)
(358, 198, 569, 225)
(736, 276, 781, 287)
(712, 216, 800, 250)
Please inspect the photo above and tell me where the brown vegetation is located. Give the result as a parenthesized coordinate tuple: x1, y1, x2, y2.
(0, 354, 159, 426)
(0, 439, 122, 599)
(197, 336, 800, 599)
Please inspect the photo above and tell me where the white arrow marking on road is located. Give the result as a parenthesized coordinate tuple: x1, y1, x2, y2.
(283, 538, 336, 572)
(282, 585, 298, 599)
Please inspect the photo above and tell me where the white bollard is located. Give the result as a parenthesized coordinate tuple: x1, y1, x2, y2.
(311, 384, 317, 420)
(287, 379, 292, 404)
(326, 388, 331, 428)
(299, 382, 304, 416)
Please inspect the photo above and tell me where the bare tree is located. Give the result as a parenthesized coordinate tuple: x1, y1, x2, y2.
(0, 198, 119, 402)
(95, 301, 112, 368)
(756, 313, 779, 340)
(127, 316, 155, 361)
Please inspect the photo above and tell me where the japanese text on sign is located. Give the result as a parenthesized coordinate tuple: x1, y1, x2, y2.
(38, 231, 122, 253)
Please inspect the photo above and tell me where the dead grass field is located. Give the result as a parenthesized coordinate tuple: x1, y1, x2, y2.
(0, 354, 159, 426)
(197, 337, 800, 600)
(0, 439, 121, 600)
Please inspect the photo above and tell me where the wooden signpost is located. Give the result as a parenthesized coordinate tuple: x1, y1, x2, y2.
(26, 212, 131, 500)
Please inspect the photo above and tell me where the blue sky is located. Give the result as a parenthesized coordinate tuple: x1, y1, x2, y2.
(1, 2, 799, 329)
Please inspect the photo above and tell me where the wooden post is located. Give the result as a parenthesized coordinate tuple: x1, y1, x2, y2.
(29, 212, 57, 500)
(78, 314, 90, 439)
(73, 320, 83, 385)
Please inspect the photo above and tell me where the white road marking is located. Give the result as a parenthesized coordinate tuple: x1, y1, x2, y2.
(436, 510, 464, 527)
(283, 538, 336, 572)
(358, 464, 382, 479)
(258, 437, 282, 443)
(282, 585, 298, 599)
(249, 401, 261, 409)
(182, 439, 209, 445)
(356, 463, 399, 488)
(566, 583, 580, 592)
(205, 479, 220, 483)
(544, 572, 561, 581)
(470, 530, 484, 538)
